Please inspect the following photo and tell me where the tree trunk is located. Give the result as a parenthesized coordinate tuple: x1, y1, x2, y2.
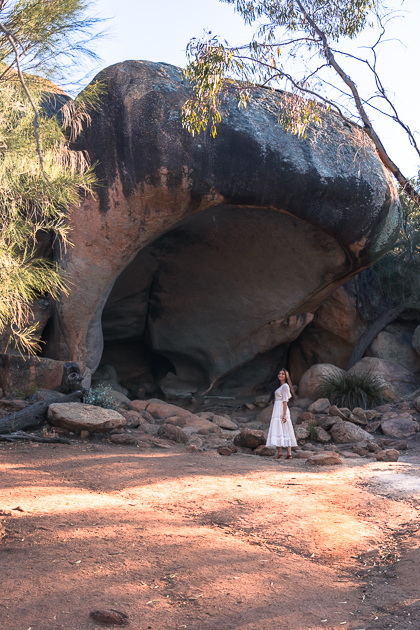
(61, 362, 84, 394)
(0, 431, 71, 444)
(0, 390, 82, 434)
(345, 305, 406, 370)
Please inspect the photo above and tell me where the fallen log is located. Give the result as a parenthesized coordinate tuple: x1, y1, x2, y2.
(0, 431, 71, 444)
(0, 390, 82, 434)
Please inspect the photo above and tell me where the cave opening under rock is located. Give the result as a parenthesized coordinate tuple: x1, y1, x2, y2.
(93, 204, 349, 398)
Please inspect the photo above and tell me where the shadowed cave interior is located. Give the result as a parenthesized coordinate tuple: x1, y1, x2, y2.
(94, 205, 347, 397)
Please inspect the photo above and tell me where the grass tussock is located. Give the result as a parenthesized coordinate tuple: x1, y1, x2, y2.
(318, 369, 390, 410)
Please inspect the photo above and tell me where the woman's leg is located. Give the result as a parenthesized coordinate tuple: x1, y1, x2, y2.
(275, 447, 283, 459)
(286, 446, 292, 458)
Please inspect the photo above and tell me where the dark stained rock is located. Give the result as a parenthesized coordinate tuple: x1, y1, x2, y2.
(297, 411, 316, 424)
(233, 429, 266, 450)
(44, 61, 400, 395)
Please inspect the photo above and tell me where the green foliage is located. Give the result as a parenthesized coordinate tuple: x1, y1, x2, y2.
(308, 420, 318, 440)
(0, 1, 104, 354)
(318, 368, 390, 410)
(373, 179, 420, 310)
(182, 0, 375, 138)
(83, 384, 119, 410)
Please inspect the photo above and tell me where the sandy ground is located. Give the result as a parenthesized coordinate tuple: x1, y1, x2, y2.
(1, 439, 420, 630)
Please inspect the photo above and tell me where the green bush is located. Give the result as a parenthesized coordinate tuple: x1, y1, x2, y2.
(308, 421, 319, 441)
(83, 384, 119, 410)
(318, 369, 390, 410)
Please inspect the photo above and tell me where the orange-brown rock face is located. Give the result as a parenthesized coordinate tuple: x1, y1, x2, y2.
(44, 60, 401, 394)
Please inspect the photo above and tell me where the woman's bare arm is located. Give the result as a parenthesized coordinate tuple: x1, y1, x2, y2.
(282, 400, 287, 423)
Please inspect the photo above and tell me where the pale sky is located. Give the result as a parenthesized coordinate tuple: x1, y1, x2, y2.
(79, 0, 420, 179)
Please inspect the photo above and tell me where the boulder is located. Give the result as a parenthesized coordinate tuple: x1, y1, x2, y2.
(414, 396, 420, 413)
(43, 60, 400, 398)
(109, 434, 138, 445)
(128, 400, 150, 412)
(294, 425, 310, 441)
(308, 398, 330, 414)
(348, 357, 419, 400)
(413, 324, 420, 356)
(211, 415, 238, 430)
(306, 452, 343, 466)
(256, 405, 273, 424)
(218, 447, 232, 456)
(329, 405, 348, 420)
(315, 427, 332, 443)
(299, 364, 345, 400)
(369, 330, 420, 374)
(289, 286, 368, 381)
(297, 411, 316, 424)
(254, 445, 276, 457)
(330, 420, 374, 443)
(0, 354, 66, 397)
(159, 372, 197, 399)
(381, 414, 420, 439)
(233, 429, 266, 450)
(163, 415, 187, 428)
(48, 403, 127, 432)
(254, 394, 271, 407)
(293, 398, 313, 409)
(290, 407, 301, 424)
(145, 402, 191, 421)
(157, 424, 189, 443)
(375, 449, 400, 462)
(352, 408, 367, 424)
(118, 410, 149, 427)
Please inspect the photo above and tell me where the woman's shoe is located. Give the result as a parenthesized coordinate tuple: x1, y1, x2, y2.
(274, 454, 283, 459)
(286, 455, 292, 459)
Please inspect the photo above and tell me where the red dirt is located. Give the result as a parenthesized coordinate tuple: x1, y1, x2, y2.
(1, 439, 419, 630)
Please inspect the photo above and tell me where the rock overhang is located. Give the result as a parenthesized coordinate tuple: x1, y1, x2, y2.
(44, 60, 401, 394)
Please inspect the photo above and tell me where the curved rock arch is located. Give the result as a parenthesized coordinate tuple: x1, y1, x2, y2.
(43, 60, 400, 392)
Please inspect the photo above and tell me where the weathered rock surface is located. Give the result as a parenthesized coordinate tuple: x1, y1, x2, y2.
(256, 405, 273, 424)
(381, 414, 420, 438)
(254, 445, 276, 457)
(157, 423, 189, 443)
(369, 330, 420, 374)
(48, 403, 126, 432)
(290, 286, 368, 381)
(299, 364, 345, 400)
(308, 398, 330, 414)
(330, 420, 374, 443)
(306, 452, 343, 466)
(211, 415, 238, 430)
(233, 429, 266, 450)
(0, 354, 66, 397)
(315, 427, 332, 443)
(294, 425, 310, 441)
(43, 60, 399, 396)
(375, 449, 400, 462)
(159, 373, 197, 399)
(348, 357, 419, 400)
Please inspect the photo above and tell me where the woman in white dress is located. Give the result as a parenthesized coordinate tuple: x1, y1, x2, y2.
(266, 368, 297, 459)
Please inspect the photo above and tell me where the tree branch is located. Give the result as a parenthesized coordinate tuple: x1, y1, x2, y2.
(295, 0, 419, 203)
(0, 20, 50, 184)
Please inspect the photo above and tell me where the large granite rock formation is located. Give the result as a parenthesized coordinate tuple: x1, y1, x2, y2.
(44, 60, 400, 393)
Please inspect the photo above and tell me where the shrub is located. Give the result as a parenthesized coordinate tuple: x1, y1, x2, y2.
(83, 384, 119, 410)
(317, 369, 390, 410)
(308, 421, 319, 441)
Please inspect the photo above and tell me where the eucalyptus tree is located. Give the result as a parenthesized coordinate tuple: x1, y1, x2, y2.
(182, 0, 419, 201)
(0, 0, 104, 354)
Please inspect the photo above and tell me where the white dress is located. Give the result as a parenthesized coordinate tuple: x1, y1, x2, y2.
(266, 384, 297, 448)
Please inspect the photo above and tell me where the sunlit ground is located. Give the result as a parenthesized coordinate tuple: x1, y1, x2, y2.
(0, 441, 418, 630)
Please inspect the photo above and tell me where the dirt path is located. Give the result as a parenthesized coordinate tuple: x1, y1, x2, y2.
(1, 440, 420, 630)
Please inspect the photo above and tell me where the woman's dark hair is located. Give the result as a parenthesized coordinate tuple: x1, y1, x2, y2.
(269, 368, 295, 403)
